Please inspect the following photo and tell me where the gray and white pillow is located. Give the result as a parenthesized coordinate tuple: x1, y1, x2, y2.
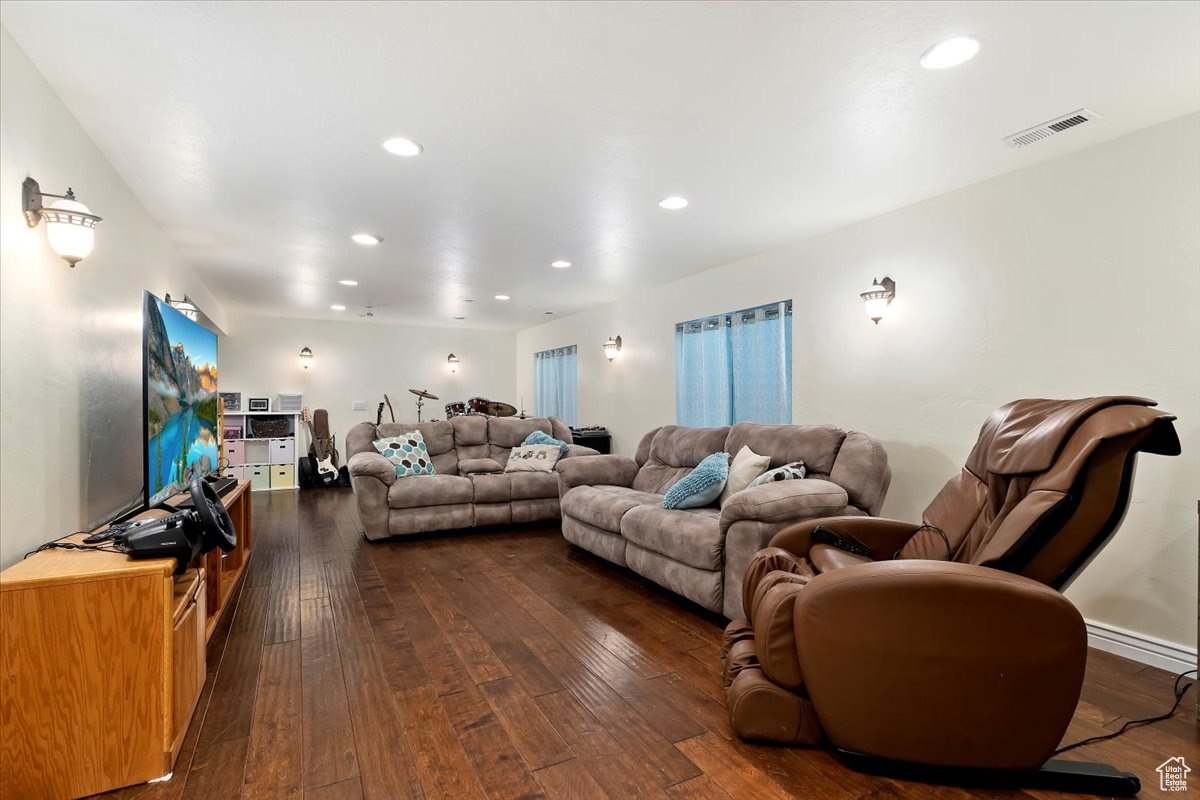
(503, 443, 563, 473)
(748, 460, 806, 487)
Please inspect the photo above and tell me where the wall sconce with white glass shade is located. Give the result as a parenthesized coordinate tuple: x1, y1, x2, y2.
(163, 293, 199, 321)
(447, 353, 460, 374)
(603, 336, 623, 361)
(299, 347, 314, 369)
(22, 177, 102, 266)
(860, 277, 896, 324)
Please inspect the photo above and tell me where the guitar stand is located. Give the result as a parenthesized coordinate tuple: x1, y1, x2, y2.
(834, 750, 1140, 797)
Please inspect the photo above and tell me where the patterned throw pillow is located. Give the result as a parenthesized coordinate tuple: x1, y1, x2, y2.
(522, 430, 570, 456)
(503, 444, 562, 473)
(663, 452, 731, 509)
(748, 460, 806, 487)
(373, 431, 436, 477)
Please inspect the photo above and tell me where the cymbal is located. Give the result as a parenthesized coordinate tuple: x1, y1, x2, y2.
(409, 388, 439, 400)
(484, 401, 517, 417)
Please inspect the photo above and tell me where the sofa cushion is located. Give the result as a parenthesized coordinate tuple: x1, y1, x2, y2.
(625, 543, 723, 613)
(725, 423, 844, 475)
(377, 421, 458, 475)
(633, 425, 731, 494)
(451, 415, 490, 462)
(560, 485, 664, 533)
(470, 473, 511, 504)
(663, 452, 730, 509)
(563, 516, 628, 566)
(621, 504, 724, 570)
(510, 471, 559, 501)
(387, 474, 473, 509)
(489, 417, 553, 448)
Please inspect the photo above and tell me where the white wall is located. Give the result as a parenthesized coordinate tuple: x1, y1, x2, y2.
(516, 112, 1200, 649)
(0, 28, 228, 568)
(220, 312, 517, 451)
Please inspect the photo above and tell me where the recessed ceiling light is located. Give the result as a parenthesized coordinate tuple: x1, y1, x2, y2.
(658, 196, 689, 210)
(338, 279, 358, 286)
(494, 294, 511, 301)
(351, 233, 381, 245)
(330, 304, 346, 311)
(381, 137, 423, 157)
(551, 260, 571, 269)
(920, 36, 980, 70)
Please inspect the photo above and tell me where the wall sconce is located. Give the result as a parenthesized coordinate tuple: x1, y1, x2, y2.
(603, 335, 623, 361)
(860, 277, 896, 324)
(164, 293, 199, 321)
(22, 177, 102, 266)
(447, 353, 460, 374)
(299, 347, 314, 369)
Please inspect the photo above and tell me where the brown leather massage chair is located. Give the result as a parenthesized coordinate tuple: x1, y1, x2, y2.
(722, 397, 1180, 796)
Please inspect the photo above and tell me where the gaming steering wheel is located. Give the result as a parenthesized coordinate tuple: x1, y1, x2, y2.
(189, 476, 237, 552)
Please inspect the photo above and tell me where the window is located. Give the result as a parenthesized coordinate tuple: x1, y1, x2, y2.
(675, 301, 792, 426)
(534, 345, 578, 426)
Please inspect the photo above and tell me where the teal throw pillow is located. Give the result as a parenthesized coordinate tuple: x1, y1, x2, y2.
(663, 452, 730, 509)
(373, 430, 437, 477)
(523, 430, 570, 456)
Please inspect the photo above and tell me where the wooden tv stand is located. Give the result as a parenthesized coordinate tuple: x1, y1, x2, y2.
(0, 480, 253, 800)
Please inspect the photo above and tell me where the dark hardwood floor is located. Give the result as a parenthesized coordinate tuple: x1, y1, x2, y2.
(100, 489, 1196, 800)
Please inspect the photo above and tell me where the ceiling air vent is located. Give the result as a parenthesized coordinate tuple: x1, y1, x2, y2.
(1003, 108, 1102, 149)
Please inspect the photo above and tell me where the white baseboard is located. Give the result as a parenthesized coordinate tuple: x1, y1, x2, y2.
(1085, 619, 1197, 675)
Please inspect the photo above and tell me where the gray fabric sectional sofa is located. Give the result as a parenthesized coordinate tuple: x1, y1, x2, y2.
(346, 416, 598, 539)
(555, 423, 891, 618)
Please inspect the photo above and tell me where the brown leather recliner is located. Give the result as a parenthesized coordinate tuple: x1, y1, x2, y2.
(722, 397, 1180, 795)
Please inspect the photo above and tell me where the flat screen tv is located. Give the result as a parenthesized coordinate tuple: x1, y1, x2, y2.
(143, 291, 219, 507)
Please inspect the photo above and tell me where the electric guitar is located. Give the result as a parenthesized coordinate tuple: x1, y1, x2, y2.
(301, 407, 338, 482)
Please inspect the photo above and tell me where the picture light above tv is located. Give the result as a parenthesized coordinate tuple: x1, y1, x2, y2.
(142, 291, 219, 508)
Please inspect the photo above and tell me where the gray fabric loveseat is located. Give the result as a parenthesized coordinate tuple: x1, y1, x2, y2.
(556, 423, 891, 618)
(347, 416, 599, 540)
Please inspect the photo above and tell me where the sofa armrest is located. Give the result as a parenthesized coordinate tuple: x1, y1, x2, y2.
(767, 516, 921, 561)
(791, 561, 1085, 769)
(555, 454, 638, 491)
(348, 451, 397, 486)
(563, 444, 601, 458)
(720, 479, 849, 533)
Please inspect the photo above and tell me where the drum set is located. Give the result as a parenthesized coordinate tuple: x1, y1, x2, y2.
(401, 389, 519, 423)
(443, 394, 519, 419)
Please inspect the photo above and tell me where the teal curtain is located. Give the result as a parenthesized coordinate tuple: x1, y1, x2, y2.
(675, 301, 791, 426)
(534, 345, 578, 426)
(675, 317, 733, 427)
(730, 302, 792, 424)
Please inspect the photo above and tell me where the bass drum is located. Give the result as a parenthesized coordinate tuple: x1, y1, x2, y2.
(467, 397, 494, 416)
(444, 401, 467, 418)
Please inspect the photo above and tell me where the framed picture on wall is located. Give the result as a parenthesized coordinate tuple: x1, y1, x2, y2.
(220, 392, 242, 411)
(248, 397, 269, 412)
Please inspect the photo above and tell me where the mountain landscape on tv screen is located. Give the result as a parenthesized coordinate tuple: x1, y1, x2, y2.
(146, 297, 218, 502)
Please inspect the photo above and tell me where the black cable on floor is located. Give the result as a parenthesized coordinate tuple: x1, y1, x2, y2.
(1054, 668, 1196, 755)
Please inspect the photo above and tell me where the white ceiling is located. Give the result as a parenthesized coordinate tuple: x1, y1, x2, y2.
(3, 1, 1198, 329)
